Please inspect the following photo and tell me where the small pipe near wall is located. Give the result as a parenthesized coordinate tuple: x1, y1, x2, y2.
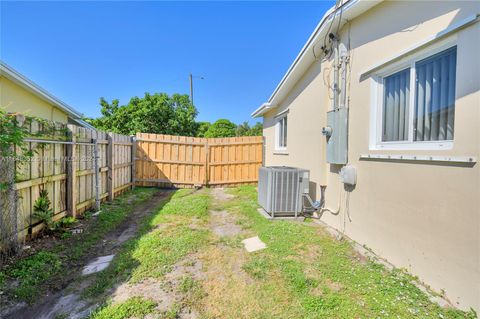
(332, 37, 340, 110)
(339, 42, 348, 109)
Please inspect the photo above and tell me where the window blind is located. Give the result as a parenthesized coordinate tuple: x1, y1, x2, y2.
(414, 47, 456, 141)
(382, 68, 410, 141)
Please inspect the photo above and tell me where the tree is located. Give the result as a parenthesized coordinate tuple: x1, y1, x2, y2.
(196, 122, 211, 137)
(204, 119, 237, 138)
(235, 121, 250, 136)
(85, 93, 198, 136)
(234, 121, 262, 136)
(249, 122, 263, 136)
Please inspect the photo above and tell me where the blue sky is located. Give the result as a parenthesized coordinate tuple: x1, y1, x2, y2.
(1, 1, 333, 124)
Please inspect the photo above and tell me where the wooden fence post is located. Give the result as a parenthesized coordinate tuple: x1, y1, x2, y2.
(66, 124, 77, 218)
(107, 132, 115, 201)
(204, 140, 209, 187)
(131, 135, 136, 190)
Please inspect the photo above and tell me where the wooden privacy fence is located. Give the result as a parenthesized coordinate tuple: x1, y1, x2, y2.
(135, 133, 264, 187)
(3, 117, 134, 240)
(1, 120, 263, 247)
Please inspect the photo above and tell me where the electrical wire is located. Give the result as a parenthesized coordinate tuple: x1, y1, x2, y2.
(323, 0, 341, 49)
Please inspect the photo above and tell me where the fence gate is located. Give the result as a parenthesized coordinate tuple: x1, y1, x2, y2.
(135, 133, 263, 187)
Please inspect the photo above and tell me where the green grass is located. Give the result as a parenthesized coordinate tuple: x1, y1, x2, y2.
(3, 186, 476, 318)
(5, 251, 62, 300)
(0, 187, 158, 303)
(89, 297, 157, 319)
(83, 189, 211, 297)
(209, 186, 477, 319)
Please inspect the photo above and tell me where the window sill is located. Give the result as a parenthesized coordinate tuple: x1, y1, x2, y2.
(273, 150, 289, 155)
(360, 153, 476, 165)
(370, 141, 453, 151)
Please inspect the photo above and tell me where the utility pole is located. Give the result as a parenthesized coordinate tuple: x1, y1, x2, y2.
(189, 74, 204, 106)
(189, 73, 194, 105)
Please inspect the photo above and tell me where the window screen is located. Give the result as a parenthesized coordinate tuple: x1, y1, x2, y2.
(414, 46, 456, 141)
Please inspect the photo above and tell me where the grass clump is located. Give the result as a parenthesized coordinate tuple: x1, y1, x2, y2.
(242, 256, 270, 280)
(5, 251, 61, 301)
(89, 297, 156, 319)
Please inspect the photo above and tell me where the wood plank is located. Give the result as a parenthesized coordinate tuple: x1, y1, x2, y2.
(14, 173, 67, 190)
(136, 159, 204, 165)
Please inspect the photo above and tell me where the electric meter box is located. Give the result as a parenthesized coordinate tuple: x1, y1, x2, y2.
(326, 108, 348, 164)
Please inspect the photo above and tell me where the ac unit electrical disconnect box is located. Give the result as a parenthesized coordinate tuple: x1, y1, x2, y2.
(340, 165, 356, 186)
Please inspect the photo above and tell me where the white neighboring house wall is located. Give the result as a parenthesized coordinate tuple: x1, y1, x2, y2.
(254, 0, 480, 311)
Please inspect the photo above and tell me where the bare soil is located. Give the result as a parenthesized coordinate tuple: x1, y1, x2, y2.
(211, 187, 234, 201)
(209, 210, 242, 237)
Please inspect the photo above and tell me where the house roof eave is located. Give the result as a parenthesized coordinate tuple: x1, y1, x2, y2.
(0, 60, 84, 120)
(252, 0, 383, 118)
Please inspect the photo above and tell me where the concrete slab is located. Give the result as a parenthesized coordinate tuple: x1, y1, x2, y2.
(242, 236, 267, 253)
(257, 208, 305, 221)
(82, 254, 115, 276)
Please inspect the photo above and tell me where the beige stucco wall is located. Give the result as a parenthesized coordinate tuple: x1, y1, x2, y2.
(0, 76, 68, 122)
(263, 1, 479, 311)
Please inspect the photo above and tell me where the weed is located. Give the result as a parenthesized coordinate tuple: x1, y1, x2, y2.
(89, 297, 157, 319)
(6, 251, 62, 301)
(242, 256, 270, 280)
(163, 303, 181, 319)
(179, 275, 197, 293)
(33, 188, 56, 233)
(0, 271, 6, 286)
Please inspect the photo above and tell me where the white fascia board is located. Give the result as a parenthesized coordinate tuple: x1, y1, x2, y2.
(252, 0, 383, 118)
(0, 61, 84, 119)
(251, 102, 272, 118)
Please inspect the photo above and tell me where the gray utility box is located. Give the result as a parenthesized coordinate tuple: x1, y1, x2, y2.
(326, 108, 348, 164)
(258, 166, 309, 217)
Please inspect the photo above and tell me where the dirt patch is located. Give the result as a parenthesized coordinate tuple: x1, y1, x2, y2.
(166, 255, 205, 282)
(326, 279, 343, 292)
(209, 210, 242, 237)
(5, 190, 171, 319)
(211, 188, 234, 202)
(110, 254, 204, 318)
(112, 278, 176, 312)
(196, 244, 262, 318)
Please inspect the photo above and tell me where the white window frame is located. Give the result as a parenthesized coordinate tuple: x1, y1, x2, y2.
(369, 37, 457, 151)
(275, 111, 288, 152)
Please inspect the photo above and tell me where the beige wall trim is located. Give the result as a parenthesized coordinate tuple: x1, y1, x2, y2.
(360, 13, 479, 81)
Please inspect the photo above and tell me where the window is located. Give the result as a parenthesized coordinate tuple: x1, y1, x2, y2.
(373, 45, 457, 149)
(276, 115, 287, 151)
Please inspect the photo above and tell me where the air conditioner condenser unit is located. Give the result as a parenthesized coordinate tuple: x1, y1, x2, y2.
(258, 166, 310, 218)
